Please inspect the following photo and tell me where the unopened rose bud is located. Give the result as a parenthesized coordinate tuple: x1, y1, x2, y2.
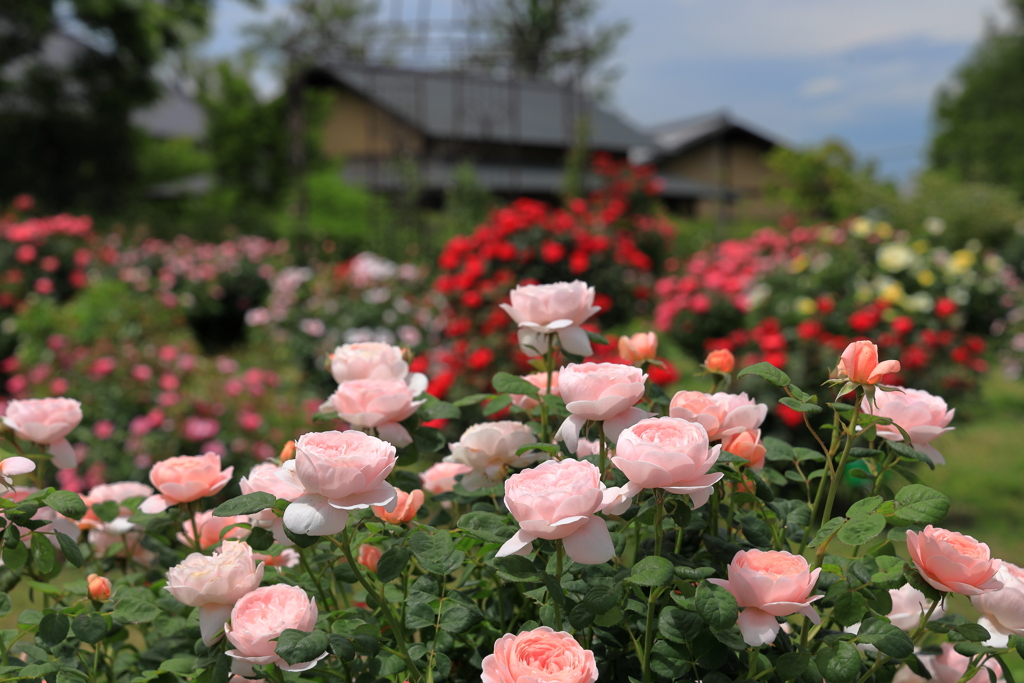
(279, 440, 295, 462)
(358, 544, 381, 573)
(704, 349, 735, 374)
(87, 574, 112, 601)
(618, 332, 658, 364)
(401, 347, 415, 364)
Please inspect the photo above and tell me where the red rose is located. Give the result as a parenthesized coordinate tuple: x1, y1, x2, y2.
(935, 298, 958, 318)
(540, 240, 566, 263)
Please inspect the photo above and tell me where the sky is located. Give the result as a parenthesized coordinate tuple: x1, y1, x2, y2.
(202, 0, 1010, 182)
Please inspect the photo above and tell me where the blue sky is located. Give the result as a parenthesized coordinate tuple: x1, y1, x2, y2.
(202, 0, 1009, 181)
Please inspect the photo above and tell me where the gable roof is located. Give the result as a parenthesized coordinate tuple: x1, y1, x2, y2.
(650, 110, 784, 157)
(307, 63, 651, 152)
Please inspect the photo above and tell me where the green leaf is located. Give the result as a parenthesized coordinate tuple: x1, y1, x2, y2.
(627, 556, 675, 587)
(675, 566, 717, 581)
(951, 623, 991, 642)
(439, 604, 482, 633)
(779, 397, 823, 414)
(55, 532, 83, 568)
(659, 607, 705, 643)
(72, 612, 108, 644)
(737, 361, 791, 387)
(515, 442, 559, 456)
(837, 514, 886, 545)
(275, 628, 328, 666)
(651, 640, 692, 679)
(458, 512, 515, 544)
(846, 497, 884, 519)
(832, 591, 868, 627)
(412, 426, 447, 454)
(890, 485, 950, 525)
(38, 612, 70, 647)
(3, 542, 27, 571)
(246, 526, 274, 551)
(582, 584, 623, 615)
(856, 618, 914, 658)
(375, 547, 412, 583)
(777, 652, 812, 681)
(568, 603, 595, 630)
(328, 634, 356, 661)
(282, 524, 319, 548)
(44, 491, 87, 520)
(419, 395, 461, 420)
(482, 394, 513, 416)
(0, 592, 10, 618)
(213, 492, 276, 517)
(452, 393, 494, 407)
(887, 441, 935, 469)
(695, 582, 739, 631)
(746, 468, 775, 502)
(818, 641, 862, 683)
(410, 529, 456, 575)
(31, 532, 55, 574)
(492, 372, 540, 396)
(160, 657, 199, 674)
(112, 598, 161, 623)
(492, 555, 541, 583)
(809, 517, 846, 548)
(92, 501, 119, 523)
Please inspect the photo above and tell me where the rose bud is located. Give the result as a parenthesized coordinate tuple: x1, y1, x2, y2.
(618, 332, 658, 364)
(705, 348, 735, 374)
(358, 544, 382, 572)
(837, 340, 900, 385)
(87, 574, 112, 601)
(279, 440, 296, 462)
(373, 489, 424, 525)
(722, 429, 767, 470)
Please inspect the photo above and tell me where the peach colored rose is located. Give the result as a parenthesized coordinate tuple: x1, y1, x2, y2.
(497, 459, 625, 564)
(255, 549, 300, 571)
(893, 643, 1002, 683)
(240, 463, 304, 544)
(443, 421, 542, 491)
(556, 362, 651, 454)
(373, 489, 424, 525)
(613, 417, 723, 507)
(140, 453, 233, 513)
(711, 392, 769, 435)
(2, 397, 82, 468)
(619, 332, 658, 363)
(887, 583, 945, 631)
(80, 481, 154, 532)
(864, 387, 954, 465)
(709, 549, 822, 646)
(279, 440, 296, 462)
(972, 562, 1024, 639)
(722, 429, 767, 470)
(166, 541, 265, 645)
(705, 348, 735, 374)
(906, 525, 1002, 596)
(320, 379, 424, 447)
(419, 462, 473, 495)
(358, 544, 381, 572)
(0, 456, 35, 486)
(482, 626, 598, 683)
(225, 585, 325, 676)
(178, 509, 249, 550)
(87, 574, 112, 601)
(510, 371, 560, 411)
(280, 430, 398, 536)
(838, 340, 901, 385)
(669, 391, 733, 440)
(500, 281, 601, 357)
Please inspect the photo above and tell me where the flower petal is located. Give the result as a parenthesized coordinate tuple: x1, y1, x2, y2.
(562, 515, 615, 564)
(283, 494, 349, 536)
(737, 607, 781, 647)
(198, 603, 234, 647)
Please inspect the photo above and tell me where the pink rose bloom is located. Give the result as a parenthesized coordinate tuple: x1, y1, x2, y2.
(710, 392, 768, 436)
(722, 429, 767, 470)
(225, 585, 325, 676)
(81, 481, 154, 533)
(358, 544, 382, 572)
(556, 363, 651, 454)
(2, 397, 83, 468)
(575, 438, 600, 459)
(165, 540, 265, 645)
(419, 462, 473, 495)
(240, 463, 305, 544)
(613, 417, 724, 507)
(837, 340, 901, 385)
(279, 431, 398, 536)
(373, 489, 424, 525)
(330, 342, 427, 394)
(893, 643, 1002, 683)
(482, 627, 598, 683)
(499, 281, 601, 357)
(140, 453, 234, 513)
(255, 549, 300, 572)
(497, 459, 626, 564)
(864, 387, 954, 465)
(510, 371, 560, 411)
(183, 416, 220, 442)
(709, 549, 823, 646)
(443, 421, 542, 491)
(906, 525, 1002, 596)
(972, 562, 1024, 641)
(0, 456, 35, 486)
(618, 332, 658, 363)
(669, 391, 733, 440)
(887, 583, 945, 632)
(321, 379, 424, 447)
(178, 509, 249, 550)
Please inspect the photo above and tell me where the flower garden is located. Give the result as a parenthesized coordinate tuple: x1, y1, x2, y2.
(1, 161, 1024, 683)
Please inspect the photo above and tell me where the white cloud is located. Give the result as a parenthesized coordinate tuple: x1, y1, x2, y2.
(801, 76, 842, 97)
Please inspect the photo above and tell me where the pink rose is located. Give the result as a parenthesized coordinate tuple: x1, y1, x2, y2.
(613, 417, 724, 507)
(165, 540, 265, 645)
(373, 489, 424, 525)
(280, 431, 398, 536)
(864, 387, 954, 465)
(556, 363, 651, 454)
(225, 585, 325, 676)
(178, 509, 249, 550)
(972, 562, 1024, 639)
(499, 281, 601, 357)
(443, 421, 542, 491)
(240, 463, 305, 544)
(906, 525, 1002, 596)
(510, 371, 560, 411)
(575, 438, 601, 459)
(887, 583, 945, 632)
(140, 453, 233, 513)
(497, 459, 624, 564)
(710, 392, 768, 436)
(618, 332, 658, 363)
(419, 462, 473, 495)
(358, 544, 381, 572)
(330, 342, 427, 394)
(0, 456, 35, 486)
(255, 549, 300, 572)
(2, 397, 82, 468)
(81, 481, 154, 532)
(838, 340, 901, 385)
(669, 391, 732, 440)
(482, 627, 598, 683)
(722, 429, 767, 470)
(321, 379, 424, 447)
(893, 643, 1002, 683)
(183, 416, 221, 442)
(709, 549, 822, 646)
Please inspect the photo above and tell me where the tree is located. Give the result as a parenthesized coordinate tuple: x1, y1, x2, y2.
(930, 0, 1024, 197)
(466, 0, 628, 97)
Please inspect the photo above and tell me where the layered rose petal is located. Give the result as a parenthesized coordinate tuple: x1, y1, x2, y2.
(2, 397, 82, 445)
(722, 429, 766, 470)
(482, 627, 598, 683)
(225, 585, 325, 675)
(865, 387, 954, 465)
(888, 584, 945, 631)
(373, 489, 424, 525)
(907, 525, 1002, 596)
(972, 562, 1024, 636)
(669, 391, 730, 440)
(145, 453, 233, 508)
(322, 378, 424, 431)
(500, 281, 601, 357)
(444, 421, 541, 491)
(419, 462, 473, 495)
(711, 392, 769, 436)
(330, 342, 409, 383)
